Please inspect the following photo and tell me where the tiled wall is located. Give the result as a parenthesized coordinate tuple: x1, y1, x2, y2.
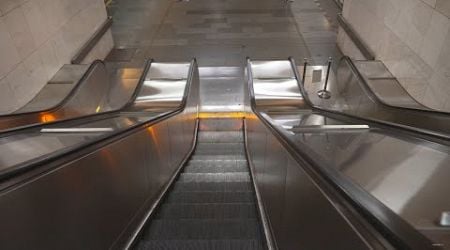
(338, 0, 450, 111)
(0, 0, 113, 113)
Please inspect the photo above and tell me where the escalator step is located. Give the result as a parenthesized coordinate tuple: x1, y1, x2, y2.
(198, 131, 244, 143)
(156, 203, 257, 219)
(144, 219, 261, 240)
(184, 164, 247, 173)
(195, 142, 244, 151)
(172, 181, 252, 192)
(191, 155, 246, 161)
(166, 191, 255, 204)
(199, 119, 243, 131)
(187, 159, 247, 167)
(136, 239, 264, 250)
(178, 173, 250, 183)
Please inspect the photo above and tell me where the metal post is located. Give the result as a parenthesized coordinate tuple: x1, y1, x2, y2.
(318, 57, 332, 99)
(302, 58, 308, 85)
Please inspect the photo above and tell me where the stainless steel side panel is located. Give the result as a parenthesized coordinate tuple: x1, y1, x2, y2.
(0, 112, 196, 249)
(303, 58, 450, 136)
(246, 116, 373, 249)
(0, 60, 200, 249)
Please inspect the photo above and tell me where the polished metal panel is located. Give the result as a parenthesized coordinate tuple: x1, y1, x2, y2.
(302, 57, 450, 137)
(250, 60, 307, 111)
(134, 80, 187, 108)
(262, 110, 450, 247)
(248, 58, 445, 248)
(353, 60, 428, 110)
(245, 117, 377, 249)
(147, 62, 191, 80)
(40, 128, 115, 133)
(253, 79, 304, 107)
(0, 59, 200, 249)
(250, 60, 295, 79)
(287, 124, 369, 132)
(198, 66, 245, 113)
(132, 62, 191, 110)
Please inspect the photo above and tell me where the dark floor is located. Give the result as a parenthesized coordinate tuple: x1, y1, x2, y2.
(106, 0, 341, 67)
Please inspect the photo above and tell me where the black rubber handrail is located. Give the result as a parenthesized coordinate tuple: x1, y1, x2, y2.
(0, 59, 197, 189)
(246, 58, 436, 250)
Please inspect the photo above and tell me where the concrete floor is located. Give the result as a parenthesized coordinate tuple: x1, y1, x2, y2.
(106, 0, 342, 67)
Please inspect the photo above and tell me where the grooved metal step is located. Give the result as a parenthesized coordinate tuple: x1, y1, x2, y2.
(184, 164, 248, 173)
(198, 131, 244, 143)
(166, 191, 255, 204)
(156, 203, 257, 219)
(136, 239, 264, 250)
(188, 159, 247, 167)
(178, 173, 250, 183)
(196, 143, 245, 151)
(144, 219, 262, 240)
(136, 119, 264, 250)
(172, 181, 252, 192)
(191, 155, 246, 161)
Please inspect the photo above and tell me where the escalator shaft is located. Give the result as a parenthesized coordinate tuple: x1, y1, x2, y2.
(136, 119, 265, 250)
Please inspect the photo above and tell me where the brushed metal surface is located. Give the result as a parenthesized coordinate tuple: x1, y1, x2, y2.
(246, 116, 374, 249)
(250, 60, 295, 79)
(247, 58, 446, 248)
(0, 60, 200, 249)
(263, 110, 450, 247)
(302, 57, 450, 137)
(249, 60, 306, 111)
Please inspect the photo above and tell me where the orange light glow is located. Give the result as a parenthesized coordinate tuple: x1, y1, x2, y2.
(40, 113, 57, 123)
(198, 112, 248, 119)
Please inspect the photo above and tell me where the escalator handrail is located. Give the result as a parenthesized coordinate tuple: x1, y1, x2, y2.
(288, 57, 450, 142)
(246, 58, 435, 250)
(0, 59, 154, 136)
(342, 56, 450, 115)
(0, 59, 198, 187)
(0, 60, 105, 118)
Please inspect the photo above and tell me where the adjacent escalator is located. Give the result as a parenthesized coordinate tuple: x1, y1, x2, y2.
(0, 60, 138, 132)
(135, 118, 265, 250)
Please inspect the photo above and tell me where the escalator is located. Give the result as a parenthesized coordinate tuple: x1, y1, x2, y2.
(135, 119, 265, 249)
(303, 56, 450, 139)
(246, 58, 450, 249)
(0, 60, 142, 133)
(0, 56, 449, 250)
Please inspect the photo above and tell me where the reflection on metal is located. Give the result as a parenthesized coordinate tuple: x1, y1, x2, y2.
(147, 62, 190, 80)
(197, 112, 246, 119)
(248, 58, 446, 248)
(0, 59, 201, 249)
(133, 63, 191, 110)
(317, 57, 332, 99)
(300, 56, 450, 138)
(249, 60, 305, 110)
(440, 212, 450, 227)
(40, 113, 57, 123)
(250, 60, 295, 79)
(287, 124, 369, 133)
(40, 128, 114, 133)
(317, 89, 331, 99)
